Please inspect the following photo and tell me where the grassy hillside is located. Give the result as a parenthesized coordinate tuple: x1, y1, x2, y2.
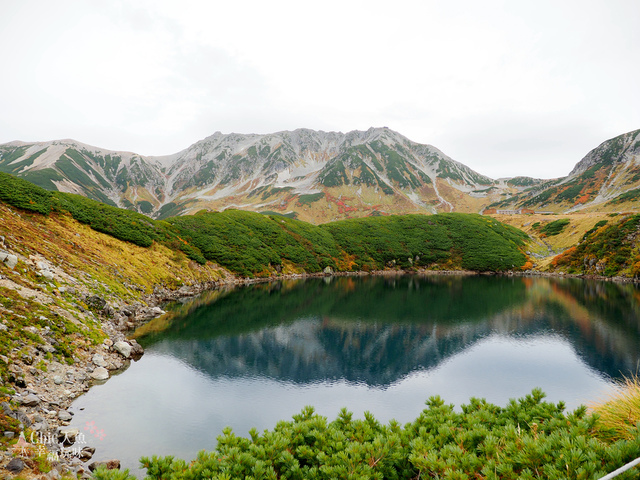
(321, 214, 528, 272)
(167, 210, 344, 276)
(169, 211, 529, 275)
(0, 195, 227, 427)
(0, 172, 529, 276)
(491, 213, 614, 267)
(550, 213, 640, 277)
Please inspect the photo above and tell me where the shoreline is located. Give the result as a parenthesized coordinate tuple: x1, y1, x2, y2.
(3, 266, 637, 478)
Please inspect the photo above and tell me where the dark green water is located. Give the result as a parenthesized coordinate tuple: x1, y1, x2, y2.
(69, 275, 640, 474)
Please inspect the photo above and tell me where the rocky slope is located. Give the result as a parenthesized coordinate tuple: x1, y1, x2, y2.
(0, 128, 540, 223)
(489, 129, 640, 213)
(3, 128, 640, 222)
(0, 201, 232, 478)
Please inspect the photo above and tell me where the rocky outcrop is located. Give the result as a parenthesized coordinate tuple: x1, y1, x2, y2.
(89, 367, 109, 381)
(113, 341, 131, 359)
(5, 457, 24, 474)
(0, 251, 17, 269)
(0, 128, 517, 221)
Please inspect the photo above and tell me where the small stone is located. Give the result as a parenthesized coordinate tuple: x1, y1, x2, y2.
(47, 469, 62, 480)
(135, 306, 165, 321)
(21, 354, 34, 365)
(3, 254, 18, 270)
(58, 410, 73, 422)
(57, 427, 79, 445)
(6, 457, 24, 473)
(32, 421, 49, 431)
(103, 338, 113, 347)
(79, 446, 95, 461)
(129, 339, 144, 357)
(92, 354, 108, 368)
(85, 295, 107, 311)
(90, 367, 109, 381)
(3, 432, 14, 439)
(39, 344, 56, 353)
(21, 393, 41, 406)
(53, 375, 64, 385)
(113, 341, 131, 358)
(40, 270, 55, 281)
(14, 410, 31, 427)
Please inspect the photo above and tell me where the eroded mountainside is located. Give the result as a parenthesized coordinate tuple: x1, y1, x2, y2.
(2, 127, 639, 222)
(489, 129, 640, 213)
(0, 128, 542, 222)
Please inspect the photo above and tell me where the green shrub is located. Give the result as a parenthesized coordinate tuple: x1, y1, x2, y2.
(91, 465, 137, 480)
(140, 389, 640, 480)
(581, 220, 609, 241)
(322, 213, 528, 272)
(607, 189, 640, 206)
(535, 219, 570, 236)
(297, 192, 325, 205)
(0, 172, 52, 214)
(52, 193, 157, 247)
(169, 210, 339, 276)
(551, 215, 640, 277)
(137, 200, 154, 214)
(0, 173, 529, 275)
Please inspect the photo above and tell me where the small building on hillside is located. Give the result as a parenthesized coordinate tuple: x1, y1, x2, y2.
(482, 208, 536, 215)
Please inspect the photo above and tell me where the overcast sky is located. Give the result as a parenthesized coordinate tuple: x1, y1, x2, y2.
(1, 0, 638, 179)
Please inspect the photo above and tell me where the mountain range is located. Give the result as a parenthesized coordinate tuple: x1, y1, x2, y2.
(1, 127, 638, 222)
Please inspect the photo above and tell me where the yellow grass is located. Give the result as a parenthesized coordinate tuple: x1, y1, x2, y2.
(590, 376, 640, 441)
(492, 212, 612, 268)
(0, 203, 227, 304)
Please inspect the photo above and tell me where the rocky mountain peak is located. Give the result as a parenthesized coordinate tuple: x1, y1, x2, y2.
(568, 129, 640, 178)
(2, 127, 639, 220)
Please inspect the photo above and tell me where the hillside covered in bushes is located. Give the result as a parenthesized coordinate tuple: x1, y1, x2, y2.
(0, 172, 529, 275)
(550, 214, 640, 277)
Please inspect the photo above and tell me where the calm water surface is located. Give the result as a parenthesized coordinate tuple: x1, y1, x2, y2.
(69, 275, 640, 474)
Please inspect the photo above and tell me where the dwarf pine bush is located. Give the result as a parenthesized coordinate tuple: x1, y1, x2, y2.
(132, 389, 640, 480)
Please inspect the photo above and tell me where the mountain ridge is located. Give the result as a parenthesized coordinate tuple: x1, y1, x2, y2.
(488, 129, 640, 214)
(1, 127, 638, 222)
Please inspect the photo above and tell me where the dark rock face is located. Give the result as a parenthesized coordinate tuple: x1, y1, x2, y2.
(6, 457, 25, 473)
(85, 295, 107, 311)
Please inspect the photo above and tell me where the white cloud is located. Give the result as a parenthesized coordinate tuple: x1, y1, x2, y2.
(0, 0, 638, 178)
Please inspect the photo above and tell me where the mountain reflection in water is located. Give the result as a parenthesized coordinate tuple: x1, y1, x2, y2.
(135, 275, 640, 386)
(70, 275, 640, 474)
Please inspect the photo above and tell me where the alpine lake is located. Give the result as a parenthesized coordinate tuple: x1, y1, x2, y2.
(69, 274, 640, 475)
